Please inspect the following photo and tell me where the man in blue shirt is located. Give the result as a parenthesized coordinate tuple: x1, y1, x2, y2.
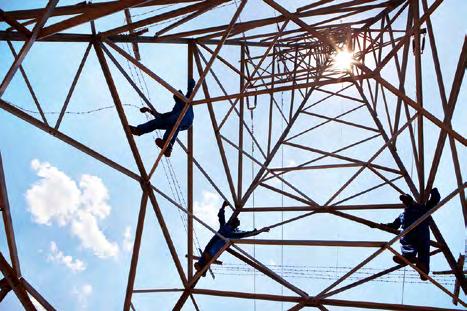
(382, 188, 440, 280)
(129, 78, 196, 157)
(194, 201, 270, 276)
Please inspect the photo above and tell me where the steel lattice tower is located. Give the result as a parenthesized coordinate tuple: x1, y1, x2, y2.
(0, 1, 466, 310)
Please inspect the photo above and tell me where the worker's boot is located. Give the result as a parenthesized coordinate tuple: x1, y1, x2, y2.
(194, 262, 207, 277)
(155, 138, 172, 157)
(129, 125, 142, 136)
(416, 263, 429, 281)
(392, 255, 417, 266)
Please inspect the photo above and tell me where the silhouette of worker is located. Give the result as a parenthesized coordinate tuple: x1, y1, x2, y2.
(194, 201, 270, 276)
(129, 78, 196, 157)
(382, 188, 440, 281)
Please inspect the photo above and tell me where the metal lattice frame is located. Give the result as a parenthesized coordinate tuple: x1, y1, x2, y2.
(0, 1, 465, 310)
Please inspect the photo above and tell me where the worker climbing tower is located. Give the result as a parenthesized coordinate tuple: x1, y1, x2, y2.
(0, 1, 465, 310)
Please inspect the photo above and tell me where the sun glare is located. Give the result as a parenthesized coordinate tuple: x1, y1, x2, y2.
(333, 48, 355, 71)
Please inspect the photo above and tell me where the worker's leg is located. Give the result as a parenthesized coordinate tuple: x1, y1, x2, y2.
(393, 242, 417, 265)
(401, 243, 417, 258)
(131, 113, 175, 135)
(416, 236, 430, 280)
(194, 253, 211, 277)
(158, 124, 190, 156)
(195, 253, 207, 268)
(162, 127, 181, 149)
(164, 119, 192, 146)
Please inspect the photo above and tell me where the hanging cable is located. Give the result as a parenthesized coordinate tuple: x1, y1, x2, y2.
(400, 134, 416, 304)
(8, 102, 141, 115)
(401, 266, 406, 304)
(129, 2, 236, 34)
(209, 262, 456, 286)
(279, 59, 285, 311)
(335, 86, 344, 282)
(251, 102, 257, 311)
(120, 23, 204, 256)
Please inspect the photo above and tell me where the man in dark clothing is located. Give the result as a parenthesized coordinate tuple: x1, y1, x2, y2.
(194, 201, 270, 276)
(129, 78, 196, 157)
(382, 187, 440, 281)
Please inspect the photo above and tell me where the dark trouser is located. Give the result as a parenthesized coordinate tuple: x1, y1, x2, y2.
(416, 236, 430, 273)
(401, 233, 430, 273)
(196, 252, 212, 268)
(136, 112, 191, 148)
(197, 239, 226, 268)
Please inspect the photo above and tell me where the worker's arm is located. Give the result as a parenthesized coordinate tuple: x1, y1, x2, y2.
(185, 78, 196, 98)
(381, 214, 402, 230)
(426, 187, 440, 210)
(139, 107, 158, 117)
(231, 227, 270, 239)
(218, 202, 228, 227)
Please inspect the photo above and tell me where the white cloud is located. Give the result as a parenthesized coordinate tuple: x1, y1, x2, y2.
(48, 241, 86, 273)
(79, 175, 111, 219)
(26, 160, 119, 258)
(73, 283, 93, 310)
(71, 210, 118, 258)
(122, 226, 133, 252)
(194, 191, 222, 230)
(26, 159, 80, 226)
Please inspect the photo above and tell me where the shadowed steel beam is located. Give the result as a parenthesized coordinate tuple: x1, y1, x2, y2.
(123, 9, 141, 61)
(21, 278, 56, 311)
(353, 80, 419, 198)
(0, 30, 306, 47)
(241, 204, 404, 212)
(187, 41, 194, 281)
(238, 66, 328, 213)
(191, 74, 371, 105)
(6, 40, 48, 125)
(0, 153, 21, 276)
(233, 239, 386, 247)
(420, 0, 467, 229)
(0, 0, 58, 97)
(192, 288, 461, 310)
(323, 249, 442, 298)
(123, 193, 148, 311)
(38, 0, 149, 39)
(237, 44, 245, 203)
(105, 39, 190, 104)
(146, 0, 248, 180)
(2, 1, 194, 20)
(55, 43, 92, 130)
(226, 248, 308, 297)
(0, 99, 141, 182)
(100, 0, 228, 38)
(425, 37, 466, 198)
(193, 46, 238, 204)
(0, 1, 464, 309)
(317, 183, 466, 297)
(94, 42, 189, 290)
(387, 246, 466, 306)
(358, 63, 466, 147)
(0, 253, 35, 310)
(0, 9, 31, 37)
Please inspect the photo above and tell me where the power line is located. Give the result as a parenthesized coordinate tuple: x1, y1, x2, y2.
(211, 263, 457, 287)
(8, 102, 141, 115)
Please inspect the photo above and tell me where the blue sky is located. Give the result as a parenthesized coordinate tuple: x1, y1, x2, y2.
(0, 0, 466, 310)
